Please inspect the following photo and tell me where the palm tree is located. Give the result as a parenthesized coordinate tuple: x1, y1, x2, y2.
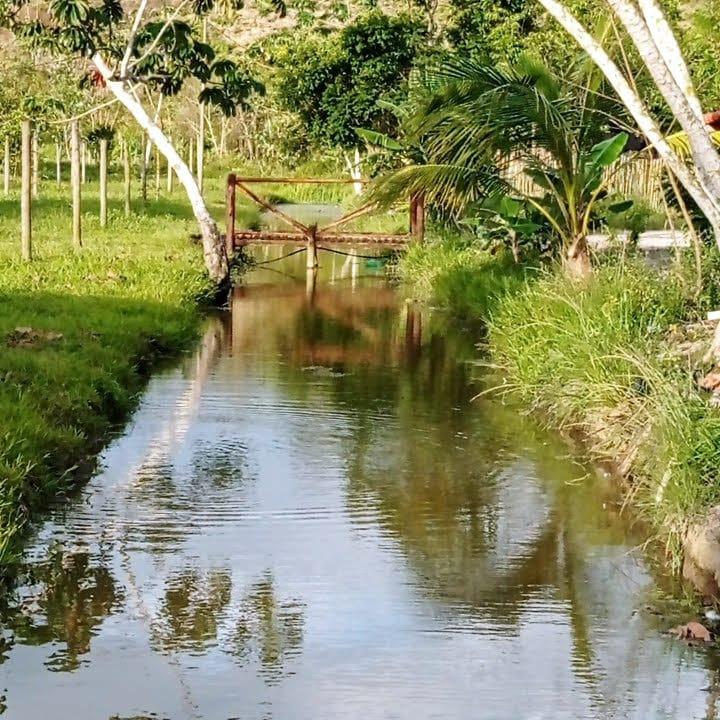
(372, 57, 629, 275)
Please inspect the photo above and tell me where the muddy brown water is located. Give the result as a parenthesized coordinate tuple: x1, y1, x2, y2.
(2, 247, 720, 719)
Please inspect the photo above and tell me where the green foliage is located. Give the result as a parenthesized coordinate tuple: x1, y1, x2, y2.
(2, 0, 266, 117)
(445, 0, 600, 71)
(373, 56, 629, 260)
(273, 12, 426, 148)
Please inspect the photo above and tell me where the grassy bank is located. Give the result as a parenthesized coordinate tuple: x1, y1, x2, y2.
(399, 240, 720, 566)
(0, 161, 227, 568)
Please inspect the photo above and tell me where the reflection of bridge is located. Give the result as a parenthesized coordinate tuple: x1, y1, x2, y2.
(229, 282, 423, 367)
(225, 174, 425, 267)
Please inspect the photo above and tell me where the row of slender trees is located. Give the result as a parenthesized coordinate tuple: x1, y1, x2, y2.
(11, 119, 209, 261)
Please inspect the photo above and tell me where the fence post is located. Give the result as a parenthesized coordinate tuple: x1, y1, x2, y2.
(225, 173, 236, 260)
(123, 138, 131, 217)
(410, 193, 425, 242)
(55, 141, 62, 187)
(71, 119, 82, 248)
(99, 137, 108, 227)
(167, 136, 173, 193)
(31, 132, 39, 198)
(20, 120, 31, 261)
(81, 140, 87, 184)
(4, 136, 10, 195)
(306, 227, 318, 269)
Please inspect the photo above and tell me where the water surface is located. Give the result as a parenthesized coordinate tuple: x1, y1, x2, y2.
(1, 251, 719, 719)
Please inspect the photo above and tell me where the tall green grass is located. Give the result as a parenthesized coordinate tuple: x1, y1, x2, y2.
(397, 238, 531, 318)
(488, 262, 720, 562)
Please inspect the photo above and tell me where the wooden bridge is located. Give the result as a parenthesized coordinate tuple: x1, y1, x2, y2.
(224, 174, 425, 266)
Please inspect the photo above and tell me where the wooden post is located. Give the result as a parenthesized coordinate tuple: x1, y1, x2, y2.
(81, 140, 87, 184)
(166, 137, 173, 193)
(99, 137, 108, 227)
(70, 119, 82, 248)
(4, 136, 10, 195)
(225, 173, 236, 260)
(20, 120, 31, 261)
(123, 138, 131, 217)
(197, 18, 207, 194)
(197, 114, 205, 193)
(409, 193, 425, 242)
(31, 132, 39, 198)
(306, 227, 318, 269)
(141, 134, 150, 202)
(188, 141, 194, 177)
(55, 141, 62, 187)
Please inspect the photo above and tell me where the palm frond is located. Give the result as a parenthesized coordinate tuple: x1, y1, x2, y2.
(370, 163, 510, 214)
(666, 129, 720, 158)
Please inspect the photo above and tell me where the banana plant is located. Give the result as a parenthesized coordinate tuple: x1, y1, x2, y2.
(371, 57, 632, 275)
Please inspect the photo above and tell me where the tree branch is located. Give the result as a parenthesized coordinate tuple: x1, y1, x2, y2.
(120, 0, 149, 78)
(129, 0, 192, 71)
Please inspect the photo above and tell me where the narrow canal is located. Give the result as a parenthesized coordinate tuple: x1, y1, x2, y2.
(1, 249, 719, 719)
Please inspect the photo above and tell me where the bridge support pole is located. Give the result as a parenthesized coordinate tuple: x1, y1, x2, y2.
(225, 173, 236, 260)
(306, 229, 318, 269)
(410, 193, 425, 242)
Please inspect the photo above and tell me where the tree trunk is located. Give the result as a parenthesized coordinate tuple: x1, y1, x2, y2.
(565, 235, 591, 278)
(70, 119, 82, 248)
(537, 0, 720, 244)
(92, 53, 228, 285)
(606, 0, 720, 209)
(20, 120, 31, 261)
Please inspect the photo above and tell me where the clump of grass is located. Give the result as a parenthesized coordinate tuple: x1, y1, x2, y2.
(488, 261, 720, 563)
(397, 236, 532, 318)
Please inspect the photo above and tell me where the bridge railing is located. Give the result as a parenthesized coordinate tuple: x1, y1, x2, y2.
(224, 173, 425, 263)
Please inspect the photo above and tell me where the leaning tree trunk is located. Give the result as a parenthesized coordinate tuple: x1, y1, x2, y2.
(537, 0, 720, 245)
(92, 53, 228, 285)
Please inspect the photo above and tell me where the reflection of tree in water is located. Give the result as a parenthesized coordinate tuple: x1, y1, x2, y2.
(0, 546, 119, 671)
(228, 572, 305, 685)
(150, 568, 232, 653)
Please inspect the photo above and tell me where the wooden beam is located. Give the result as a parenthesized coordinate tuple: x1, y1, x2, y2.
(233, 176, 368, 185)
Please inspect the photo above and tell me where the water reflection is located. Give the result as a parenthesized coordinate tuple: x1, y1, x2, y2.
(0, 258, 717, 719)
(1, 547, 119, 672)
(229, 572, 305, 684)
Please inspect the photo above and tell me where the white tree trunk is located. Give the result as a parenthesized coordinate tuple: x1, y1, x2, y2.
(537, 0, 720, 244)
(636, 0, 703, 120)
(92, 53, 228, 285)
(344, 149, 363, 196)
(606, 0, 720, 208)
